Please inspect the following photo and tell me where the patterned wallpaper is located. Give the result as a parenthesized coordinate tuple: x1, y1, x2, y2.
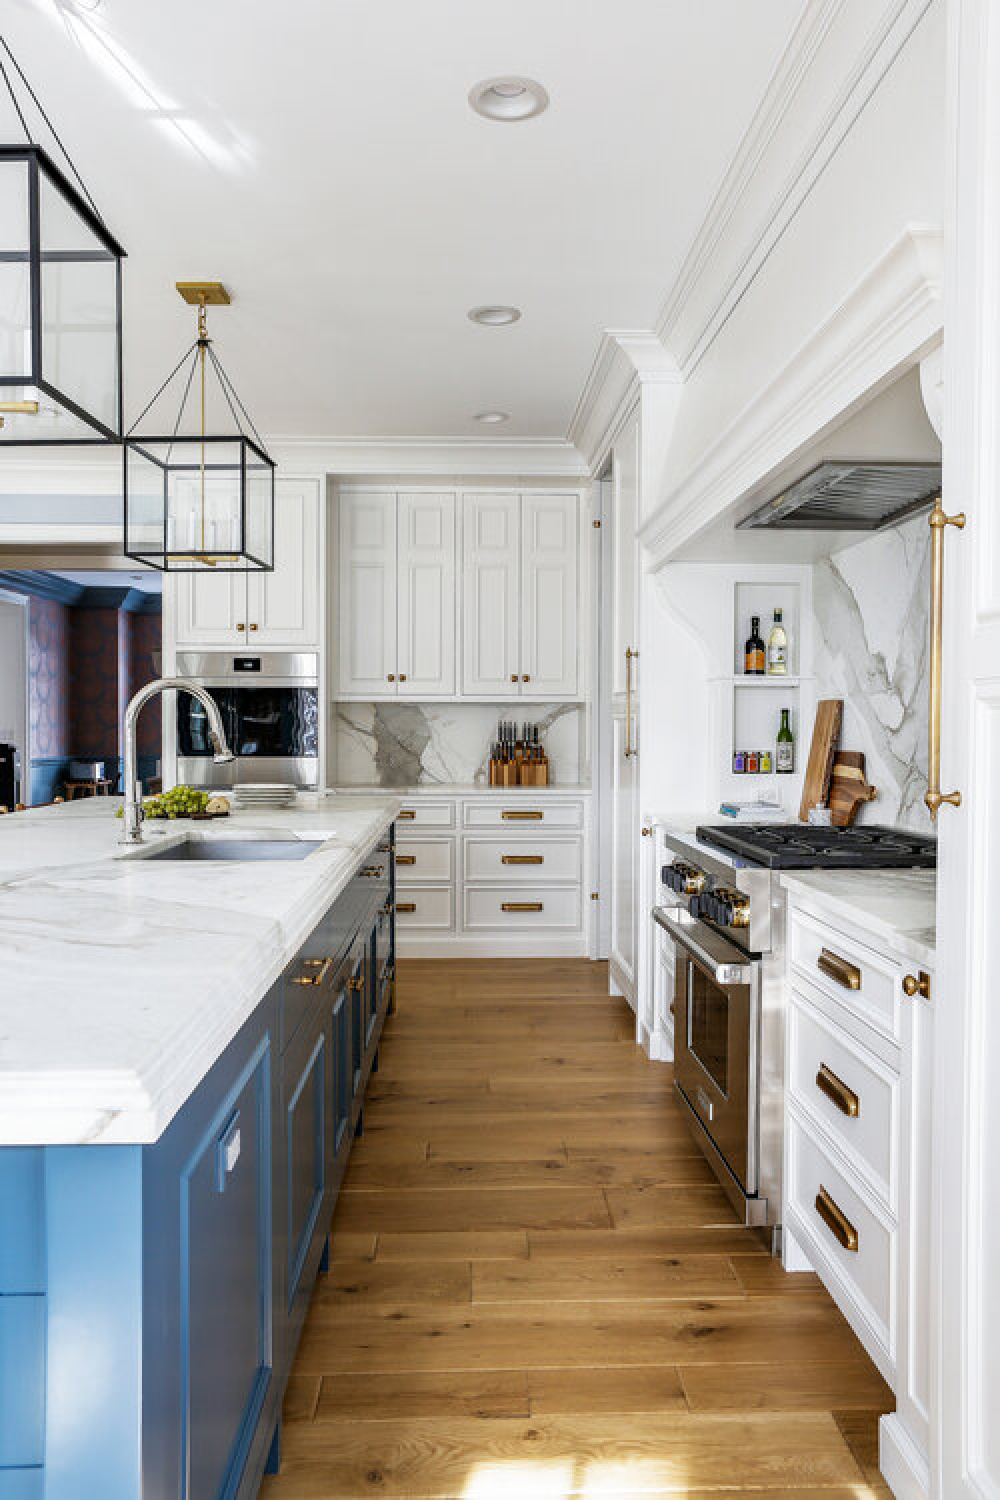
(70, 607, 124, 757)
(28, 598, 71, 758)
(127, 611, 162, 758)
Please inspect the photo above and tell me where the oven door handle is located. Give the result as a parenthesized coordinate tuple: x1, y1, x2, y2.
(653, 908, 754, 985)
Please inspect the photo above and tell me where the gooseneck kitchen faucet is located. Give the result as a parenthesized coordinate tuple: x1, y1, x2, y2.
(120, 678, 235, 844)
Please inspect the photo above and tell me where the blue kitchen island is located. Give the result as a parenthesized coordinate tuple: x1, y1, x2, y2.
(0, 797, 398, 1500)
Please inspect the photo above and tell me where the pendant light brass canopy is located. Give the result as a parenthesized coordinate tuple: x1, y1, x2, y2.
(123, 282, 275, 573)
(0, 39, 125, 444)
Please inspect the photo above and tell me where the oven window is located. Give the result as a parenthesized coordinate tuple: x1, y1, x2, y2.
(687, 960, 729, 1096)
(233, 687, 318, 758)
(177, 690, 236, 756)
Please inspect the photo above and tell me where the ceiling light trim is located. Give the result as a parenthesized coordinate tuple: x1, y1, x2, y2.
(468, 305, 522, 326)
(468, 76, 549, 122)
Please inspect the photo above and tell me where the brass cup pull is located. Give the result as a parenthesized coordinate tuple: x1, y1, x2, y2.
(815, 1186, 859, 1253)
(291, 956, 333, 987)
(815, 1063, 860, 1118)
(502, 901, 543, 913)
(397, 809, 416, 820)
(396, 854, 416, 866)
(501, 853, 543, 865)
(397, 902, 416, 914)
(903, 971, 932, 1000)
(925, 498, 965, 819)
(817, 947, 861, 991)
(502, 809, 543, 820)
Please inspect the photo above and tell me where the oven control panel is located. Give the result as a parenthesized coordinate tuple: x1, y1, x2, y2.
(661, 863, 750, 929)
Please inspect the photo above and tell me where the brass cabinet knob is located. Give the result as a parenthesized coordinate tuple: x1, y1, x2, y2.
(249, 622, 258, 632)
(522, 673, 531, 683)
(399, 673, 407, 682)
(387, 673, 395, 682)
(641, 826, 652, 837)
(237, 623, 246, 632)
(510, 673, 518, 683)
(903, 971, 931, 1000)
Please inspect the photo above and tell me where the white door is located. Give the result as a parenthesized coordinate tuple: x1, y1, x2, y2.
(462, 491, 520, 697)
(170, 568, 246, 646)
(932, 7, 1000, 1496)
(337, 490, 397, 697)
(609, 707, 638, 1007)
(397, 491, 456, 697)
(521, 492, 579, 699)
(247, 479, 320, 648)
(611, 409, 640, 698)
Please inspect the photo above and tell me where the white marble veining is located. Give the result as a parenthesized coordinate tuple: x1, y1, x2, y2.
(781, 868, 936, 967)
(811, 512, 931, 831)
(334, 701, 586, 787)
(0, 794, 398, 1148)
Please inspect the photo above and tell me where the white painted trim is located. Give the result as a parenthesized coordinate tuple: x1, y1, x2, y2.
(567, 331, 682, 476)
(880, 1413, 930, 1500)
(639, 226, 944, 570)
(654, 0, 938, 376)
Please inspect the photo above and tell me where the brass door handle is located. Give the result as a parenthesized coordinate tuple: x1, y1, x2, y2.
(291, 957, 333, 987)
(815, 1063, 860, 1118)
(817, 947, 861, 991)
(624, 648, 638, 758)
(397, 902, 416, 913)
(903, 971, 932, 1000)
(502, 809, 543, 820)
(815, 1186, 859, 1253)
(501, 853, 543, 864)
(397, 809, 415, 820)
(926, 497, 965, 818)
(396, 854, 416, 866)
(502, 902, 543, 912)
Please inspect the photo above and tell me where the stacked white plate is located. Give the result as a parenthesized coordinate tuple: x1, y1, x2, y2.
(233, 783, 298, 810)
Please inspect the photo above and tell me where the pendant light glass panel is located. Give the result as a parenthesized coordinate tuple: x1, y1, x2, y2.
(124, 435, 274, 572)
(0, 146, 123, 443)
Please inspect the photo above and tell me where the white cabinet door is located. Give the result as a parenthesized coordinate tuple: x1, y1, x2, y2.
(246, 479, 320, 647)
(397, 491, 456, 697)
(611, 410, 640, 698)
(462, 492, 520, 697)
(609, 706, 638, 1008)
(521, 492, 578, 698)
(170, 570, 247, 647)
(337, 491, 397, 697)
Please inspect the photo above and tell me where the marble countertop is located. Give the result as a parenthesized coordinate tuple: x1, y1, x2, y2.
(0, 794, 398, 1148)
(780, 869, 936, 966)
(331, 783, 592, 796)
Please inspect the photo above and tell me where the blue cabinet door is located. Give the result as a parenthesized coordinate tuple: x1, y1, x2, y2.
(332, 987, 350, 1159)
(350, 957, 364, 1094)
(284, 1028, 325, 1313)
(180, 1040, 272, 1500)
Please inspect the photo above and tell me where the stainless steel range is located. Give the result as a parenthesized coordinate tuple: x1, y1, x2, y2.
(654, 823, 936, 1239)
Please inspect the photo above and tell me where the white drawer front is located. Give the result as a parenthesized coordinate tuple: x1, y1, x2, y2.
(463, 885, 582, 931)
(395, 887, 453, 929)
(395, 801, 455, 828)
(395, 839, 453, 883)
(463, 800, 584, 829)
(786, 1108, 895, 1366)
(789, 909, 902, 1043)
(463, 836, 582, 884)
(788, 990, 898, 1210)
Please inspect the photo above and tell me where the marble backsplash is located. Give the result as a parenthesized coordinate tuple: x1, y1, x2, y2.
(332, 701, 588, 788)
(811, 511, 931, 831)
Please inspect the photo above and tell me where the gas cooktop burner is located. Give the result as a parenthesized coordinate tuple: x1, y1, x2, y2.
(694, 822, 937, 870)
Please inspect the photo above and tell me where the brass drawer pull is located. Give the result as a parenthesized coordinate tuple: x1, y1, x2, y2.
(903, 971, 931, 1000)
(501, 853, 544, 865)
(291, 956, 333, 987)
(502, 809, 543, 820)
(817, 947, 861, 991)
(815, 1186, 859, 1253)
(397, 809, 416, 820)
(815, 1063, 860, 1118)
(396, 853, 416, 866)
(502, 901, 543, 913)
(397, 902, 416, 914)
(360, 865, 384, 878)
(348, 975, 364, 993)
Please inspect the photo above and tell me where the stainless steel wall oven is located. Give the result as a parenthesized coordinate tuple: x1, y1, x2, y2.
(175, 652, 319, 788)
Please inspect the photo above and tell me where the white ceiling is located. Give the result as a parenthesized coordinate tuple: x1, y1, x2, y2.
(5, 0, 803, 441)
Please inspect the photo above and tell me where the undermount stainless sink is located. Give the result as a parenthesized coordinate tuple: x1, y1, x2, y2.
(143, 837, 325, 862)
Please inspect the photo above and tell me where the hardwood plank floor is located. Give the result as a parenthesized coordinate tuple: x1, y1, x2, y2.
(264, 958, 893, 1500)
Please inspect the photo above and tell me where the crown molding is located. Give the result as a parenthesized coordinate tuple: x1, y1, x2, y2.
(566, 330, 682, 474)
(655, 0, 936, 377)
(639, 225, 944, 570)
(266, 435, 588, 478)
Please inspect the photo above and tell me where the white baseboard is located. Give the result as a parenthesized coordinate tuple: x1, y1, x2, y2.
(879, 1415, 929, 1500)
(608, 957, 636, 1011)
(396, 935, 589, 959)
(647, 1025, 674, 1062)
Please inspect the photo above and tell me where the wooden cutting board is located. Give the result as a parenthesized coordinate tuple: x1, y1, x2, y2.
(798, 699, 844, 821)
(828, 751, 878, 827)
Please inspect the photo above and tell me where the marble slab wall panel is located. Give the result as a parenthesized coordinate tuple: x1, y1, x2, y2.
(811, 511, 931, 830)
(333, 702, 586, 788)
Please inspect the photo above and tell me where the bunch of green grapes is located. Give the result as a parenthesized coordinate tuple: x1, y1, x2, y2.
(115, 785, 210, 819)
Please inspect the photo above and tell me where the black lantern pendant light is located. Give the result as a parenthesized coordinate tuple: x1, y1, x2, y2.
(124, 282, 274, 572)
(0, 36, 124, 444)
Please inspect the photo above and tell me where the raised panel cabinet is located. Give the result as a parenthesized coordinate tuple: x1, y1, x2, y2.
(337, 491, 397, 696)
(521, 492, 578, 698)
(397, 491, 456, 696)
(462, 491, 520, 696)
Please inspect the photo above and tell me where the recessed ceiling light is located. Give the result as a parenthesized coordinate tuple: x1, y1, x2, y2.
(468, 77, 549, 122)
(474, 411, 510, 424)
(468, 305, 521, 326)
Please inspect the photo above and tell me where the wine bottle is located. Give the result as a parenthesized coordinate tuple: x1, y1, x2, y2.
(767, 608, 788, 675)
(744, 615, 766, 675)
(776, 708, 795, 773)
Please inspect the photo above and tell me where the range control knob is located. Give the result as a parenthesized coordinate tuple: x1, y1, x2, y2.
(713, 885, 751, 929)
(660, 860, 707, 896)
